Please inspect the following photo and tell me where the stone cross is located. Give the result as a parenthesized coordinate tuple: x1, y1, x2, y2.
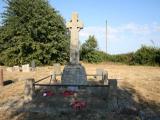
(66, 12, 83, 64)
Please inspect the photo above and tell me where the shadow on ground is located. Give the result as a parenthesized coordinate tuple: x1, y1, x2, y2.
(3, 80, 14, 86)
(1, 80, 160, 120)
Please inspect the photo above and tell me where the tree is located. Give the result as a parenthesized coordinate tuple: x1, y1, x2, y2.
(80, 35, 103, 62)
(132, 45, 160, 65)
(0, 0, 69, 66)
(81, 35, 98, 53)
(80, 35, 97, 58)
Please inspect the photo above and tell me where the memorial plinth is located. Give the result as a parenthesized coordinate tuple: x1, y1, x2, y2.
(62, 12, 87, 85)
(62, 64, 87, 85)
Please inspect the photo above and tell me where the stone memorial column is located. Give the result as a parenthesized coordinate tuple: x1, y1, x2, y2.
(66, 12, 83, 65)
(62, 12, 87, 85)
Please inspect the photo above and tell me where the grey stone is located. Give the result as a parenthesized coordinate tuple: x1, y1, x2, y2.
(31, 60, 36, 71)
(24, 78, 35, 102)
(22, 64, 30, 72)
(107, 79, 118, 112)
(6, 67, 13, 72)
(62, 12, 87, 85)
(13, 66, 20, 72)
(139, 108, 158, 120)
(96, 69, 105, 81)
(66, 12, 83, 65)
(103, 73, 108, 85)
(62, 64, 87, 85)
(53, 63, 61, 74)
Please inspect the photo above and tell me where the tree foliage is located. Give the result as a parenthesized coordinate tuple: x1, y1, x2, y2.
(80, 36, 160, 66)
(80, 35, 109, 63)
(82, 50, 108, 63)
(81, 35, 98, 52)
(0, 0, 69, 66)
(108, 53, 134, 64)
(106, 46, 160, 66)
(131, 45, 160, 65)
(80, 35, 97, 61)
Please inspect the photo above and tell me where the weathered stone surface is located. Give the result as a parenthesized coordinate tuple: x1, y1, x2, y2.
(107, 79, 118, 111)
(31, 60, 36, 71)
(66, 12, 83, 65)
(139, 108, 159, 120)
(24, 78, 35, 102)
(6, 67, 13, 72)
(62, 13, 86, 85)
(96, 69, 105, 81)
(13, 66, 20, 72)
(62, 64, 87, 85)
(103, 73, 108, 85)
(22, 64, 30, 72)
(53, 63, 61, 74)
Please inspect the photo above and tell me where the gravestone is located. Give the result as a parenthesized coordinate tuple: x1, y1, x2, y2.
(96, 69, 104, 81)
(62, 12, 87, 85)
(13, 66, 20, 72)
(31, 60, 36, 71)
(6, 67, 13, 72)
(53, 63, 61, 74)
(22, 64, 30, 72)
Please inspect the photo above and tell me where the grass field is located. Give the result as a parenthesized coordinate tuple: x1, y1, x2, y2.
(0, 62, 160, 120)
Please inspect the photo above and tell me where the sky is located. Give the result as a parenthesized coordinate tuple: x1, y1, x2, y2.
(0, 0, 160, 54)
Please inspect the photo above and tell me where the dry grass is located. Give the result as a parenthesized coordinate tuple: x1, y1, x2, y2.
(0, 62, 160, 119)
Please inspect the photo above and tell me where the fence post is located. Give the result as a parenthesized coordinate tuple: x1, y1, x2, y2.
(103, 71, 108, 85)
(24, 78, 35, 102)
(0, 69, 4, 87)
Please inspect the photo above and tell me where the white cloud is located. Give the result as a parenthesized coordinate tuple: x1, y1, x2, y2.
(153, 25, 160, 32)
(80, 26, 105, 38)
(152, 22, 160, 32)
(121, 23, 151, 34)
(80, 22, 159, 42)
(79, 22, 160, 54)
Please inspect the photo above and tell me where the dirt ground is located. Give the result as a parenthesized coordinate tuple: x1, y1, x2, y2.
(0, 62, 160, 120)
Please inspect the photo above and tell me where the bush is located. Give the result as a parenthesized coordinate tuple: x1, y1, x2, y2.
(131, 45, 160, 66)
(80, 45, 160, 66)
(108, 53, 134, 64)
(82, 51, 108, 63)
(155, 49, 160, 65)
